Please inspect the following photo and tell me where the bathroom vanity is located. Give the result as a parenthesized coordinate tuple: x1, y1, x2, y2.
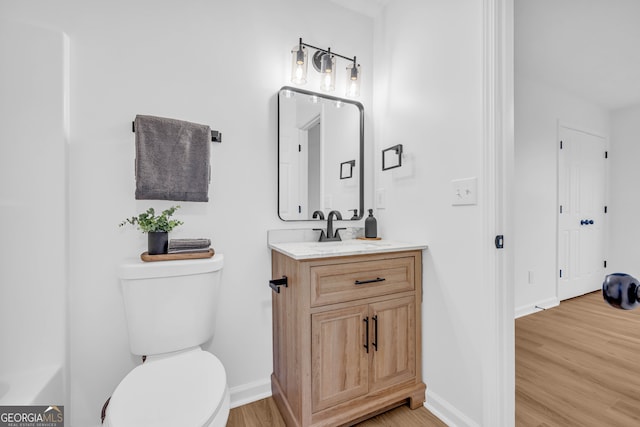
(269, 240, 427, 426)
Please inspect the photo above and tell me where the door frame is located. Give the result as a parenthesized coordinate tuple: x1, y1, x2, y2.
(483, 0, 514, 425)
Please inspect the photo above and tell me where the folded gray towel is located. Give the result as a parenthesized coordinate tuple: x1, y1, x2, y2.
(168, 248, 211, 254)
(168, 238, 211, 250)
(135, 115, 210, 202)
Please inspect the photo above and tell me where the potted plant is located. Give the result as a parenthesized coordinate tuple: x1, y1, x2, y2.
(119, 205, 183, 255)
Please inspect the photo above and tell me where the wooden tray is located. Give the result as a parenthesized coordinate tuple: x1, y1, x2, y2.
(356, 237, 382, 240)
(140, 248, 215, 262)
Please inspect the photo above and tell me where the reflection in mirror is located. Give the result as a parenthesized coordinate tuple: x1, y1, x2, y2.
(278, 86, 363, 221)
(340, 160, 355, 179)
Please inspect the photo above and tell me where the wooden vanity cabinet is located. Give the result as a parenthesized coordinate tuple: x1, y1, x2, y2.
(271, 249, 426, 427)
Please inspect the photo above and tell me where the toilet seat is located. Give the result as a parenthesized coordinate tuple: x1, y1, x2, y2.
(105, 348, 228, 427)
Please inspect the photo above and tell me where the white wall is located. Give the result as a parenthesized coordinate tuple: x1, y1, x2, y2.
(373, 1, 488, 425)
(0, 1, 373, 425)
(0, 20, 67, 399)
(514, 74, 609, 316)
(609, 106, 640, 277)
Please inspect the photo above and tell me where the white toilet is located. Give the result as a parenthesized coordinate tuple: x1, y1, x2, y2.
(104, 254, 230, 427)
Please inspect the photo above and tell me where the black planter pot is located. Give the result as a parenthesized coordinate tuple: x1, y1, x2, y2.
(147, 232, 168, 255)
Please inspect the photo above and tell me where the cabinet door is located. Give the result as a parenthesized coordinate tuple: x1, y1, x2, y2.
(369, 296, 416, 392)
(311, 305, 369, 412)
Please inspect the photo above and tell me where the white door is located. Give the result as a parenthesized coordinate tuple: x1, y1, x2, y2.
(557, 126, 607, 300)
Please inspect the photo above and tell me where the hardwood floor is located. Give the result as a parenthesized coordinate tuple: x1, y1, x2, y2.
(516, 291, 640, 426)
(227, 397, 446, 426)
(230, 291, 640, 426)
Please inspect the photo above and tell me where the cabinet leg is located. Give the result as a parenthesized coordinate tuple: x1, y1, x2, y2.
(408, 383, 426, 410)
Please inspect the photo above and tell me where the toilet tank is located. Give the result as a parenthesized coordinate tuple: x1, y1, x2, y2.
(118, 254, 224, 356)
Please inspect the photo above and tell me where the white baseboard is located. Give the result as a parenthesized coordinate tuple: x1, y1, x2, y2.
(229, 378, 272, 409)
(514, 296, 559, 319)
(425, 389, 480, 427)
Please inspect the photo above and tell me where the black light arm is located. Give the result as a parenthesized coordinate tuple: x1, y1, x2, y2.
(298, 37, 357, 65)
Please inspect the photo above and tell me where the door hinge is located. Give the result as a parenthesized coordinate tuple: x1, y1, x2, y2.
(495, 235, 504, 249)
(298, 205, 301, 213)
(559, 269, 562, 278)
(560, 205, 563, 214)
(605, 151, 608, 158)
(604, 260, 607, 268)
(560, 140, 563, 149)
(298, 144, 301, 152)
(604, 206, 608, 213)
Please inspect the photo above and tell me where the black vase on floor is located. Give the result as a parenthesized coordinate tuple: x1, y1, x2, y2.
(147, 231, 168, 255)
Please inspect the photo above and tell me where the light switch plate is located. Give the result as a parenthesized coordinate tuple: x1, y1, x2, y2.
(451, 177, 477, 205)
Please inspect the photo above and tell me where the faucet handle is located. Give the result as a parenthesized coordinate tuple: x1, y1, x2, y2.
(334, 228, 346, 240)
(313, 228, 327, 241)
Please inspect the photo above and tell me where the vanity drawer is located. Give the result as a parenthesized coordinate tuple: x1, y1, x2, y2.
(310, 256, 415, 306)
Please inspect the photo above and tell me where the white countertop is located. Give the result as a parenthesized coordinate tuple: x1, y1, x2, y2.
(268, 239, 428, 260)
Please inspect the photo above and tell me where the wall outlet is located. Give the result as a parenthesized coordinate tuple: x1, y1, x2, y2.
(451, 177, 477, 206)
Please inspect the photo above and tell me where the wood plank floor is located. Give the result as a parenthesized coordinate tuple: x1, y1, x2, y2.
(516, 291, 640, 426)
(227, 397, 446, 426)
(229, 291, 640, 426)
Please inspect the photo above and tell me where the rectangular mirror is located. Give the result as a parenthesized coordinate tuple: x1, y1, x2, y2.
(278, 86, 364, 221)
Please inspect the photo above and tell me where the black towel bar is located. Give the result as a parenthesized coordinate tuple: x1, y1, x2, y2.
(132, 121, 222, 143)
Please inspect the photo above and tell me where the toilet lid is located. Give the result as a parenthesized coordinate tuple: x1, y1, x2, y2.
(107, 349, 227, 427)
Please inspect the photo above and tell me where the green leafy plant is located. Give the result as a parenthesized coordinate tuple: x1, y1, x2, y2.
(119, 205, 183, 233)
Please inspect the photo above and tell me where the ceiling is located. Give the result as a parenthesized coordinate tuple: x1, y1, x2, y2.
(516, 0, 640, 111)
(326, 0, 388, 18)
(329, 0, 640, 111)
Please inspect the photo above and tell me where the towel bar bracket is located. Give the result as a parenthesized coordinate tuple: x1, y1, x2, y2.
(132, 121, 222, 143)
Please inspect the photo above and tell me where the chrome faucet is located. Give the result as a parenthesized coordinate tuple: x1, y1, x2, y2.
(314, 210, 345, 242)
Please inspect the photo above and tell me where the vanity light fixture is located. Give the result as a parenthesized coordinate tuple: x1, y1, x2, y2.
(346, 61, 361, 98)
(290, 37, 361, 97)
(291, 39, 308, 84)
(319, 47, 336, 92)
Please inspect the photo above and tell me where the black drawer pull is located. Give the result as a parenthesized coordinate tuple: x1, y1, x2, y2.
(355, 277, 386, 285)
(372, 315, 378, 351)
(363, 317, 369, 353)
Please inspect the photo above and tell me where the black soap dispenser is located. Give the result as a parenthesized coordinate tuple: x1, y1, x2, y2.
(365, 209, 377, 238)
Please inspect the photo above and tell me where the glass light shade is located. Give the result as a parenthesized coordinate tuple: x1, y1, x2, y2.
(319, 53, 336, 92)
(345, 62, 361, 98)
(291, 45, 307, 84)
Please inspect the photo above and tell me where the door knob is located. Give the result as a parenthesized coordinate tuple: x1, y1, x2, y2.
(589, 220, 594, 224)
(580, 220, 587, 225)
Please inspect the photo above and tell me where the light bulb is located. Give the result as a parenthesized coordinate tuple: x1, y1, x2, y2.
(291, 44, 307, 84)
(345, 62, 361, 97)
(319, 52, 335, 92)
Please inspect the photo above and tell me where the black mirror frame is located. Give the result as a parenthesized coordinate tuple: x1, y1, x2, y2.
(277, 86, 364, 221)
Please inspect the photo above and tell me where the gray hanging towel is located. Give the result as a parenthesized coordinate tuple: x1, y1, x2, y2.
(134, 115, 210, 202)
